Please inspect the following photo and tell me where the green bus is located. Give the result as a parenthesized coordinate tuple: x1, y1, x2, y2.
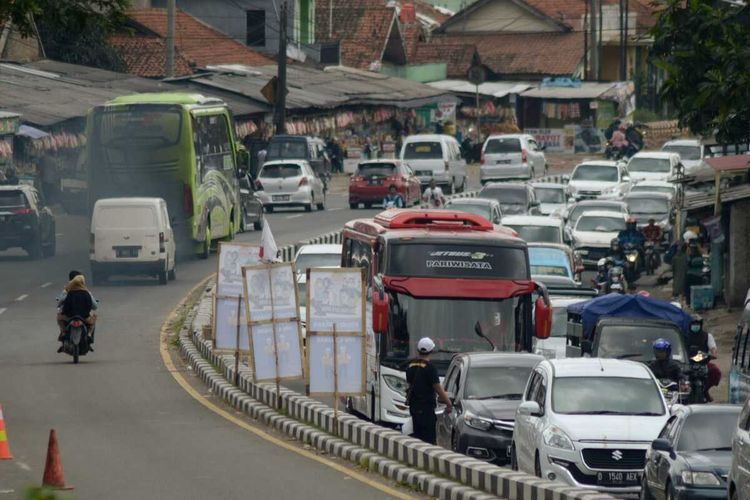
(85, 93, 246, 258)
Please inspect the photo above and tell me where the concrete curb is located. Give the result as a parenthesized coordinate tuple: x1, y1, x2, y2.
(181, 285, 614, 500)
(176, 290, 501, 500)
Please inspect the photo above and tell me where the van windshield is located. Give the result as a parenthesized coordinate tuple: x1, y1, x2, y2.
(97, 206, 157, 228)
(403, 142, 442, 160)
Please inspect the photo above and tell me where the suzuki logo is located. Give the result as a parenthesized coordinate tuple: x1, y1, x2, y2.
(612, 450, 624, 461)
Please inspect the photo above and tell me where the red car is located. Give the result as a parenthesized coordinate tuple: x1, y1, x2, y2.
(349, 160, 421, 209)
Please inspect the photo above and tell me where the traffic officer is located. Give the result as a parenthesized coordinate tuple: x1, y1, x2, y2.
(406, 337, 452, 444)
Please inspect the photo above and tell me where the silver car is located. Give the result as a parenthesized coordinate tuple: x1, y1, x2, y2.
(256, 160, 326, 213)
(480, 134, 547, 183)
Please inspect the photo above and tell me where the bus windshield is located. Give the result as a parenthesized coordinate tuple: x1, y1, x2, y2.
(382, 294, 521, 368)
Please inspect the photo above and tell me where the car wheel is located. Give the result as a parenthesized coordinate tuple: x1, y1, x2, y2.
(349, 202, 358, 209)
(28, 231, 43, 260)
(640, 476, 653, 500)
(305, 198, 313, 212)
(450, 432, 460, 453)
(534, 453, 542, 478)
(731, 486, 739, 500)
(364, 202, 372, 209)
(316, 195, 325, 211)
(253, 218, 263, 231)
(510, 443, 518, 471)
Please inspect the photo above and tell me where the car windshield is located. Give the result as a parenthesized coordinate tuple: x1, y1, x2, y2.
(0, 190, 27, 209)
(261, 164, 302, 178)
(506, 225, 561, 244)
(445, 202, 492, 222)
(485, 138, 521, 154)
(572, 164, 618, 182)
(596, 325, 687, 362)
(357, 164, 396, 178)
(295, 253, 341, 274)
(631, 186, 674, 196)
(628, 158, 671, 173)
(465, 366, 533, 399)
(676, 411, 740, 451)
(663, 145, 701, 161)
(479, 187, 528, 205)
(575, 216, 626, 232)
(568, 204, 623, 225)
(382, 294, 521, 368)
(403, 142, 442, 160)
(535, 188, 565, 203)
(553, 376, 665, 415)
(267, 140, 307, 160)
(626, 198, 669, 215)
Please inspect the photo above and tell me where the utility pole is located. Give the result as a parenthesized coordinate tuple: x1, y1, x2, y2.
(166, 0, 175, 78)
(589, 0, 598, 81)
(619, 0, 626, 81)
(584, 0, 589, 80)
(329, 0, 334, 39)
(624, 0, 629, 80)
(275, 1, 288, 135)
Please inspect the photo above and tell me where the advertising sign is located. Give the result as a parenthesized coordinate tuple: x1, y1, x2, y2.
(307, 269, 365, 333)
(250, 321, 303, 381)
(308, 335, 365, 396)
(524, 128, 569, 153)
(243, 265, 297, 322)
(217, 243, 262, 297)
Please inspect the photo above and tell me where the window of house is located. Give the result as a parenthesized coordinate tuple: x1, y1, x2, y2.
(246, 10, 266, 47)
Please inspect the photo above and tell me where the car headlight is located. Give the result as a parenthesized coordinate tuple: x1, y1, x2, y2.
(463, 411, 493, 431)
(383, 375, 408, 397)
(680, 471, 721, 486)
(542, 425, 574, 450)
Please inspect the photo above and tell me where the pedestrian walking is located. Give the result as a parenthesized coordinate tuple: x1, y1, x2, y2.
(422, 179, 445, 208)
(405, 337, 452, 444)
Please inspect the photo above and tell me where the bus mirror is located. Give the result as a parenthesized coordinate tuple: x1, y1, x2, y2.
(372, 289, 390, 334)
(534, 296, 552, 339)
(237, 146, 250, 168)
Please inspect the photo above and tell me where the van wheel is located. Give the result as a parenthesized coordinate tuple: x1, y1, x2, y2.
(44, 237, 56, 257)
(364, 202, 372, 209)
(159, 269, 168, 285)
(168, 265, 176, 281)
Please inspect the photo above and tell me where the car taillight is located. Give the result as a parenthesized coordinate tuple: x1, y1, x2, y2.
(183, 184, 193, 217)
(255, 179, 264, 190)
(159, 232, 165, 252)
(299, 177, 309, 187)
(480, 152, 485, 165)
(351, 176, 364, 183)
(521, 149, 528, 163)
(12, 208, 32, 215)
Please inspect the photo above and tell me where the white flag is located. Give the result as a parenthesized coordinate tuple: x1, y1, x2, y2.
(260, 221, 280, 262)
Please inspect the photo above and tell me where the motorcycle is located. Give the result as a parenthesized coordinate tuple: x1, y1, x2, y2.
(687, 351, 711, 404)
(658, 378, 690, 407)
(608, 265, 626, 294)
(61, 316, 92, 364)
(622, 242, 641, 284)
(644, 241, 660, 276)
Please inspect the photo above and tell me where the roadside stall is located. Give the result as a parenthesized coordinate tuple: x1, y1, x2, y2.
(0, 112, 20, 176)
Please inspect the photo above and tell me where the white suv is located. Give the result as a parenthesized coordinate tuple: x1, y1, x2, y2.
(511, 358, 668, 495)
(480, 134, 547, 183)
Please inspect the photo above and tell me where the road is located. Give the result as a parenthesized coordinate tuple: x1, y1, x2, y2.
(0, 188, 400, 499)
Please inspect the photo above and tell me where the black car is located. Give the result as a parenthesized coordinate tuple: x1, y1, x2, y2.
(238, 173, 264, 232)
(642, 404, 740, 500)
(436, 352, 543, 464)
(0, 185, 55, 259)
(477, 183, 540, 216)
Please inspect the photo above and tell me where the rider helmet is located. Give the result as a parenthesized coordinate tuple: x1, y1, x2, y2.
(626, 217, 637, 228)
(610, 238, 620, 251)
(653, 338, 672, 359)
(683, 230, 698, 242)
(597, 258, 607, 270)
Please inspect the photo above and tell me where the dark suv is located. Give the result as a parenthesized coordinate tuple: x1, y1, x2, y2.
(266, 135, 332, 178)
(0, 185, 56, 259)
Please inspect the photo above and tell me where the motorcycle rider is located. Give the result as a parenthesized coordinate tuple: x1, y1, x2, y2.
(57, 270, 97, 352)
(592, 257, 609, 292)
(382, 184, 405, 209)
(643, 218, 663, 244)
(686, 315, 721, 402)
(648, 338, 682, 385)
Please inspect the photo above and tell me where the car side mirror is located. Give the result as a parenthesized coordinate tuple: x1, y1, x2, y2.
(237, 147, 250, 169)
(518, 401, 542, 417)
(622, 175, 630, 182)
(581, 340, 592, 354)
(652, 438, 675, 458)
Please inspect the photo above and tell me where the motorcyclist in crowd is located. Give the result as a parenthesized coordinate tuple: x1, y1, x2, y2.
(618, 217, 646, 249)
(610, 124, 629, 157)
(625, 122, 645, 152)
(648, 338, 683, 385)
(592, 257, 609, 291)
(604, 119, 622, 141)
(643, 218, 663, 244)
(382, 184, 405, 209)
(422, 179, 446, 208)
(57, 270, 98, 352)
(686, 315, 721, 402)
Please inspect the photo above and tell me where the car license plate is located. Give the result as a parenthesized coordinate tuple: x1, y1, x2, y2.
(272, 195, 290, 201)
(369, 179, 383, 185)
(495, 160, 512, 164)
(115, 247, 139, 258)
(415, 170, 432, 177)
(596, 471, 641, 487)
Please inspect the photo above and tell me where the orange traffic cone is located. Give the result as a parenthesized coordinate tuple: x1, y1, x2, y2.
(0, 404, 12, 460)
(41, 429, 73, 490)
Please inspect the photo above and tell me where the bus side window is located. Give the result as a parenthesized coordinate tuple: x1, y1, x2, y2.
(194, 115, 235, 178)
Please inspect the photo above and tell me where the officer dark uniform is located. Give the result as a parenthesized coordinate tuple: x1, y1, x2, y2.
(406, 337, 452, 444)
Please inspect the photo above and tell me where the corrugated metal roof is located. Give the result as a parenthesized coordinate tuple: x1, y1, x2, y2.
(181, 64, 459, 110)
(705, 155, 750, 172)
(0, 60, 267, 127)
(427, 79, 534, 98)
(521, 82, 619, 100)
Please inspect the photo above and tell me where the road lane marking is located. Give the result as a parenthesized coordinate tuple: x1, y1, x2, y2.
(41, 282, 52, 288)
(160, 277, 413, 500)
(15, 295, 28, 302)
(0, 308, 6, 316)
(286, 214, 304, 219)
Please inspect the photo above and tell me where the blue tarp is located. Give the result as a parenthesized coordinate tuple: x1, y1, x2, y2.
(567, 293, 693, 338)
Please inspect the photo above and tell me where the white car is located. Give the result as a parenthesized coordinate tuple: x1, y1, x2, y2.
(400, 134, 467, 193)
(294, 244, 342, 335)
(567, 161, 631, 200)
(629, 180, 677, 199)
(661, 139, 714, 180)
(256, 160, 326, 213)
(626, 151, 681, 183)
(561, 200, 629, 234)
(571, 211, 628, 267)
(511, 358, 669, 495)
(532, 297, 589, 360)
(531, 182, 569, 216)
(502, 215, 567, 245)
(480, 134, 547, 183)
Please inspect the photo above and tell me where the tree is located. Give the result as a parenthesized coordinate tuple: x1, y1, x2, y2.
(0, 0, 129, 71)
(650, 0, 750, 145)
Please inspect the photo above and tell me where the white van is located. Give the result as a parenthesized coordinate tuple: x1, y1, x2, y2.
(90, 198, 176, 285)
(400, 134, 467, 193)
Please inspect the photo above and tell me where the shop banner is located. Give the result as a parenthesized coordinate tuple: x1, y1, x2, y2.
(525, 128, 571, 153)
